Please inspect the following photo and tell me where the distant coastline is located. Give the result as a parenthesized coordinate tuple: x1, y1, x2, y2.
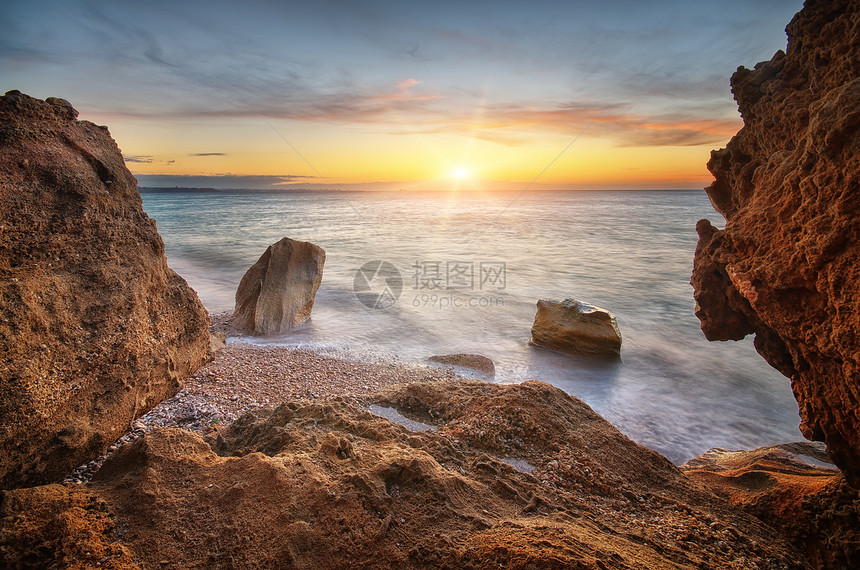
(137, 186, 350, 194)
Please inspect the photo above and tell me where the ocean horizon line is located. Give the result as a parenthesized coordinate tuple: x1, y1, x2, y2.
(137, 186, 705, 194)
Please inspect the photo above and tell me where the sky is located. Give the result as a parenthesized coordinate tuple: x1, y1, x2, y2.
(2, 0, 803, 190)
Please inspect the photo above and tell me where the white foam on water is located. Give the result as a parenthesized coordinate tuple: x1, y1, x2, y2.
(143, 189, 804, 464)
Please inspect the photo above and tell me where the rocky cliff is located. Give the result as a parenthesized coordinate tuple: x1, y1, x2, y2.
(0, 91, 212, 489)
(691, 0, 860, 484)
(1, 380, 802, 568)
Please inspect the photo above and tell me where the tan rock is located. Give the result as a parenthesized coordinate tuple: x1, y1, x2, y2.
(427, 353, 495, 378)
(233, 237, 325, 335)
(690, 0, 860, 486)
(0, 91, 212, 490)
(1, 380, 801, 567)
(682, 442, 859, 567)
(209, 332, 227, 352)
(529, 298, 621, 359)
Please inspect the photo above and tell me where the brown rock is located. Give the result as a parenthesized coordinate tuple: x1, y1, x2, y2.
(209, 331, 227, 353)
(2, 380, 802, 567)
(682, 442, 860, 568)
(427, 353, 495, 378)
(690, 0, 860, 485)
(0, 91, 212, 490)
(0, 484, 139, 569)
(529, 298, 622, 359)
(234, 237, 325, 335)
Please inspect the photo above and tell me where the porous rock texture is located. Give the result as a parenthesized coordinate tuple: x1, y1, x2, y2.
(682, 442, 860, 568)
(0, 91, 212, 490)
(234, 237, 325, 336)
(530, 298, 622, 359)
(1, 380, 803, 568)
(691, 0, 860, 484)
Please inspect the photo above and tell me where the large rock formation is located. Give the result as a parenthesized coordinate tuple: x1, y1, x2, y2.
(0, 91, 212, 489)
(682, 443, 860, 568)
(691, 0, 860, 485)
(529, 298, 622, 359)
(1, 380, 803, 568)
(234, 237, 325, 336)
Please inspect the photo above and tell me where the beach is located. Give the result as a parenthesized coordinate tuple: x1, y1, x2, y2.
(64, 330, 461, 483)
(141, 188, 804, 464)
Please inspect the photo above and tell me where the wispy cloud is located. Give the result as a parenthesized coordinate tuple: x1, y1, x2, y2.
(394, 100, 739, 147)
(1, 0, 792, 171)
(92, 79, 735, 149)
(124, 155, 154, 163)
(134, 173, 314, 190)
(371, 78, 440, 102)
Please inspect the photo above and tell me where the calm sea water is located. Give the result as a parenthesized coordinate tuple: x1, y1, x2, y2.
(140, 189, 803, 464)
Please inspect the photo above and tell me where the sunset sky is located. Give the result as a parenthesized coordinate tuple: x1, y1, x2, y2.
(2, 0, 802, 190)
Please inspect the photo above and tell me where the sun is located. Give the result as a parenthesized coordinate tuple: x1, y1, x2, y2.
(450, 167, 471, 181)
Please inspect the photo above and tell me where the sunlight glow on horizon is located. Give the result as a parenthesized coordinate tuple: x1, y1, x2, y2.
(110, 115, 731, 191)
(13, 0, 799, 191)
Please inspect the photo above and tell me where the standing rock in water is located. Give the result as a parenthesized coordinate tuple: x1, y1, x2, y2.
(0, 91, 212, 490)
(529, 298, 622, 359)
(690, 0, 860, 486)
(234, 237, 325, 335)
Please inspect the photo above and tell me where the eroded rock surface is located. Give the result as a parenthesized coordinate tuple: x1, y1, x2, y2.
(530, 298, 622, 359)
(0, 91, 212, 490)
(683, 442, 860, 568)
(691, 0, 860, 484)
(1, 380, 804, 568)
(234, 237, 325, 336)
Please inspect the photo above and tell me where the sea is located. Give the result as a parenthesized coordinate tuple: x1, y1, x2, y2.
(140, 188, 804, 465)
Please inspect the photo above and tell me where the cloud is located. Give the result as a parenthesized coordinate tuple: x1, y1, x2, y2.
(189, 152, 226, 156)
(394, 100, 740, 147)
(124, 155, 154, 163)
(3, 0, 770, 156)
(371, 78, 440, 102)
(134, 173, 314, 190)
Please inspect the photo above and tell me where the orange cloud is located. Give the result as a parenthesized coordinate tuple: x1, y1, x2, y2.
(372, 78, 441, 102)
(395, 102, 740, 147)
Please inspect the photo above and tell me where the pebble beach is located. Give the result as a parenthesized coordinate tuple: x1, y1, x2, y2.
(65, 333, 460, 483)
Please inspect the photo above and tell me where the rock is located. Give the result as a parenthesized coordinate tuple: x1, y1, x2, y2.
(427, 353, 495, 378)
(0, 484, 138, 568)
(0, 91, 212, 490)
(1, 380, 801, 567)
(209, 331, 227, 353)
(529, 298, 621, 359)
(233, 237, 325, 336)
(690, 0, 860, 485)
(682, 442, 860, 568)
